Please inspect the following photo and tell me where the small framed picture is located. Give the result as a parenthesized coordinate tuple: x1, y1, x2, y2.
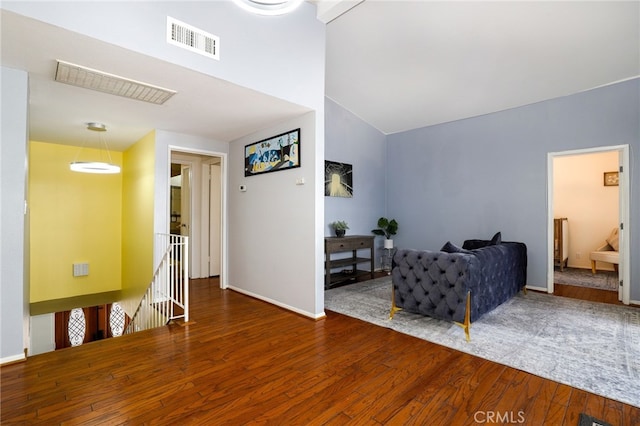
(325, 160, 353, 198)
(603, 171, 619, 186)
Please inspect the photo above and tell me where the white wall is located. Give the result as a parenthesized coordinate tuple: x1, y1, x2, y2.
(0, 66, 29, 363)
(228, 112, 322, 318)
(554, 151, 619, 269)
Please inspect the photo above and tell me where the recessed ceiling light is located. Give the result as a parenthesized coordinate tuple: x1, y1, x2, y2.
(232, 0, 304, 16)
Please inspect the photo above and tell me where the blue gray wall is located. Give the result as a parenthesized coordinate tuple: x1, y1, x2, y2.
(386, 79, 639, 297)
(325, 98, 387, 265)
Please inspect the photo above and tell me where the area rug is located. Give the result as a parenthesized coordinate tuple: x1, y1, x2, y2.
(324, 276, 640, 407)
(554, 267, 618, 291)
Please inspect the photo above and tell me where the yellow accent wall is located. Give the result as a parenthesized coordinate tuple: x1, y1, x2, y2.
(121, 131, 155, 311)
(29, 141, 122, 302)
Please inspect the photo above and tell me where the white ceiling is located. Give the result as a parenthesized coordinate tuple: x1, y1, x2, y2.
(1, 2, 639, 150)
(326, 1, 640, 135)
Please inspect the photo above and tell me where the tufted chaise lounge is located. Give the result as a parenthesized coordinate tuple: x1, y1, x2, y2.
(390, 240, 527, 341)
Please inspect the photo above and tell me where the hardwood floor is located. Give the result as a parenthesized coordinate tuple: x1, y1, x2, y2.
(2, 278, 638, 425)
(553, 283, 624, 305)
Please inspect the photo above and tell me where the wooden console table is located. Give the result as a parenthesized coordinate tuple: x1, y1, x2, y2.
(325, 235, 374, 289)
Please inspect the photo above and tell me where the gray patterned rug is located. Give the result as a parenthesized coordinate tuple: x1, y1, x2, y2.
(325, 276, 640, 407)
(555, 267, 618, 291)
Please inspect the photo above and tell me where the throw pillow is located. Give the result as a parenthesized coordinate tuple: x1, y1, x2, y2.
(441, 241, 472, 254)
(606, 227, 619, 251)
(490, 231, 502, 245)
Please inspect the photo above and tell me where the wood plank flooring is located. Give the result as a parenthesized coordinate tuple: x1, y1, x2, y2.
(2, 278, 639, 425)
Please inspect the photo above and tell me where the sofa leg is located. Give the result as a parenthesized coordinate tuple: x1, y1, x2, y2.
(389, 285, 402, 320)
(454, 291, 472, 342)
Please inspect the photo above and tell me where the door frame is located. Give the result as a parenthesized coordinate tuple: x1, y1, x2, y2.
(169, 146, 228, 289)
(546, 144, 630, 304)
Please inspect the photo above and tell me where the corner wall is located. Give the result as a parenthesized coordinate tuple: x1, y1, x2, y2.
(386, 78, 639, 299)
(0, 66, 29, 363)
(121, 131, 155, 313)
(324, 98, 387, 266)
(228, 112, 320, 318)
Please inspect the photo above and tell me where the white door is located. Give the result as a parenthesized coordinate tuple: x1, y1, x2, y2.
(209, 164, 221, 276)
(180, 165, 193, 276)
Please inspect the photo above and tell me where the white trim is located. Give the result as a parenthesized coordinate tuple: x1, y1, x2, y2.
(228, 285, 325, 319)
(1, 352, 26, 365)
(547, 144, 631, 304)
(525, 285, 548, 293)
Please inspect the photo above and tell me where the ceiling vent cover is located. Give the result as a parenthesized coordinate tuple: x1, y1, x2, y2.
(55, 60, 177, 105)
(167, 17, 219, 60)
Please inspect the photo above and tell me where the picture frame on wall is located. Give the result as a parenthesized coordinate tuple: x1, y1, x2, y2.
(244, 128, 300, 177)
(325, 160, 353, 198)
(604, 171, 619, 186)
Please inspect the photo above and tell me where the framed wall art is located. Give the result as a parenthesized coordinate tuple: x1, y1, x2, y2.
(244, 128, 300, 177)
(325, 160, 353, 198)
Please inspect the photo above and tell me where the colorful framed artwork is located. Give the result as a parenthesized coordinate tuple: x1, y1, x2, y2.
(325, 160, 353, 198)
(244, 128, 300, 177)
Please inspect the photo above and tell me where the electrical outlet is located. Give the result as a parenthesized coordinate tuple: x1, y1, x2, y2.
(575, 252, 582, 259)
(73, 263, 89, 277)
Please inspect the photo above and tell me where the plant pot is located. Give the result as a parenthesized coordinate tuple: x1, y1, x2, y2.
(335, 229, 346, 238)
(384, 239, 394, 249)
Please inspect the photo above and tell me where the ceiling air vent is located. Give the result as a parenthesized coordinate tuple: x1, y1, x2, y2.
(55, 60, 177, 105)
(167, 17, 219, 60)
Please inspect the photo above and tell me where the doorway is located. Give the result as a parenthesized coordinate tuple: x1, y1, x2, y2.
(547, 145, 630, 305)
(170, 151, 225, 282)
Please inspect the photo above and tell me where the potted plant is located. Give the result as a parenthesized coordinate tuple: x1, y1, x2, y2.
(371, 217, 398, 248)
(330, 221, 349, 237)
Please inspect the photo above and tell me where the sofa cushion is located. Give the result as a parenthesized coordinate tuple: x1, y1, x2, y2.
(441, 241, 473, 254)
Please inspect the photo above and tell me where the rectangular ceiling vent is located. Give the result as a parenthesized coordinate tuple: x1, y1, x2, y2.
(167, 17, 219, 60)
(54, 60, 177, 105)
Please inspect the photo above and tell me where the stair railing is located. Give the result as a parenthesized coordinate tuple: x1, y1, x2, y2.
(124, 234, 189, 334)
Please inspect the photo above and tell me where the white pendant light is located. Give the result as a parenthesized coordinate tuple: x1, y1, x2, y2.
(70, 122, 121, 174)
(232, 0, 304, 16)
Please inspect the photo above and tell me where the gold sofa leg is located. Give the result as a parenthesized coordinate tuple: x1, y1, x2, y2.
(389, 283, 402, 320)
(454, 291, 471, 342)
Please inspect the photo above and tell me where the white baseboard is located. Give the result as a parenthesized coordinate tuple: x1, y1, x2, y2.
(1, 352, 26, 365)
(227, 285, 325, 320)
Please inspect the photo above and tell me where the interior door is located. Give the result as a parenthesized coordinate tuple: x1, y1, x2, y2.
(209, 163, 221, 276)
(180, 165, 191, 238)
(181, 165, 193, 277)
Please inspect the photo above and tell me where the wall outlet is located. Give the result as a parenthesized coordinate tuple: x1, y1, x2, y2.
(575, 252, 582, 259)
(73, 263, 89, 277)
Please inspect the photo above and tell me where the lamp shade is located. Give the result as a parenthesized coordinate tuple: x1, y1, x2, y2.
(70, 122, 120, 174)
(70, 161, 120, 174)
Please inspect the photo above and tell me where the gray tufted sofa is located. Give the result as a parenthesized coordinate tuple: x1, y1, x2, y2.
(390, 238, 527, 340)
